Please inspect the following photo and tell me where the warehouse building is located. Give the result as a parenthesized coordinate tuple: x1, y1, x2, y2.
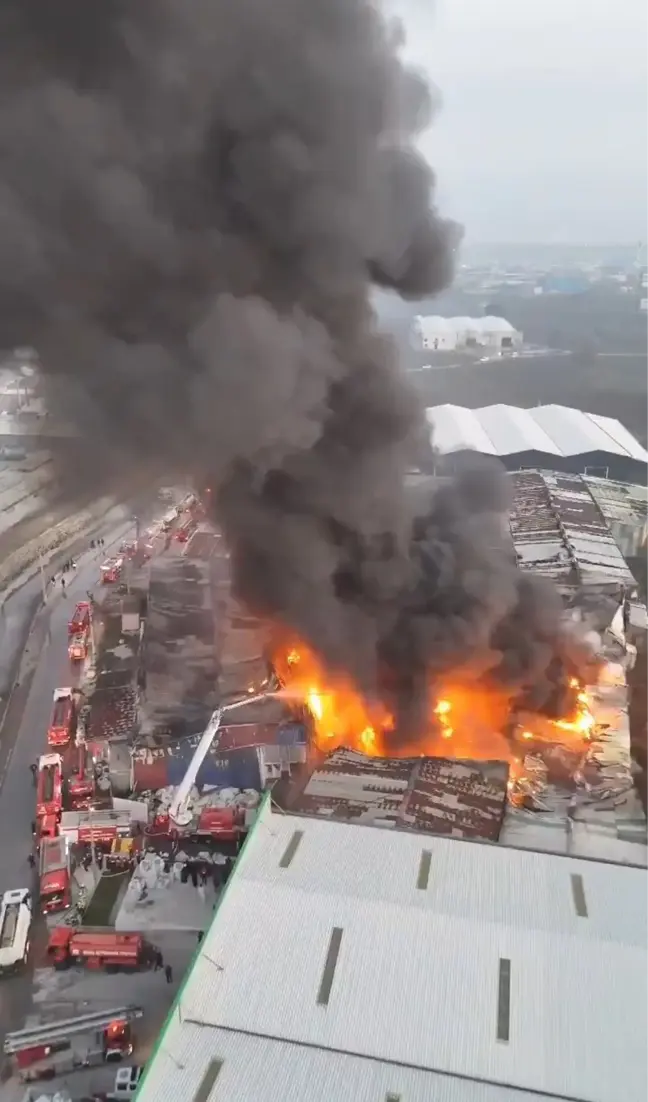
(412, 315, 522, 353)
(425, 403, 648, 485)
(135, 794, 646, 1102)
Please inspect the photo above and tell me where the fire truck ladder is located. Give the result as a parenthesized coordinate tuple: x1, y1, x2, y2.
(3, 1005, 144, 1054)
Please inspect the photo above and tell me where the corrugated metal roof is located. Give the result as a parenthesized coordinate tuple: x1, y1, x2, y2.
(135, 1029, 564, 1102)
(137, 799, 647, 1102)
(291, 750, 509, 841)
(425, 404, 648, 464)
(509, 470, 637, 588)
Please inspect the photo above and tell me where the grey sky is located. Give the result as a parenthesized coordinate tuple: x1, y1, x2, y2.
(391, 0, 647, 244)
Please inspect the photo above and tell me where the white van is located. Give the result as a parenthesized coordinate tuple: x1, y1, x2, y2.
(0, 889, 32, 975)
(112, 1065, 145, 1098)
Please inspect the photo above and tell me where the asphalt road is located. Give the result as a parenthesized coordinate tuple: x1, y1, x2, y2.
(0, 498, 167, 1046)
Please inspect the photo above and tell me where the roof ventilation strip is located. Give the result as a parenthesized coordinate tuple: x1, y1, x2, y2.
(192, 1059, 223, 1102)
(570, 873, 588, 917)
(317, 927, 343, 1007)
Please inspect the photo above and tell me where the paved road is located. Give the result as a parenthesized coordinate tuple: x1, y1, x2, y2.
(0, 499, 166, 1044)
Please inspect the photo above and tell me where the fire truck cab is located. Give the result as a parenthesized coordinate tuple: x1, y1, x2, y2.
(48, 687, 78, 748)
(68, 601, 91, 636)
(46, 927, 154, 973)
(0, 889, 32, 976)
(101, 558, 123, 584)
(36, 753, 63, 820)
(38, 835, 71, 914)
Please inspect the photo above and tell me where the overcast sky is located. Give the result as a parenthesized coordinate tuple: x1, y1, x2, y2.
(391, 0, 647, 244)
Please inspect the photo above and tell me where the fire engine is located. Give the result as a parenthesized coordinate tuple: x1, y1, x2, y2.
(65, 743, 96, 808)
(0, 889, 32, 976)
(68, 600, 91, 636)
(36, 813, 59, 843)
(68, 626, 90, 663)
(47, 687, 78, 748)
(35, 753, 63, 820)
(3, 1006, 142, 1083)
(100, 557, 123, 584)
(46, 927, 155, 972)
(150, 804, 245, 842)
(38, 835, 71, 914)
(59, 808, 134, 844)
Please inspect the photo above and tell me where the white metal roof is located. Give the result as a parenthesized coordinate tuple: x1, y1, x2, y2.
(137, 798, 647, 1102)
(417, 315, 518, 337)
(415, 314, 451, 336)
(426, 403, 498, 455)
(425, 403, 648, 464)
(479, 315, 516, 333)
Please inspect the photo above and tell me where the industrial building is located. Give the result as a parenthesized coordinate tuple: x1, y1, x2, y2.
(135, 793, 647, 1102)
(412, 315, 522, 353)
(425, 403, 648, 485)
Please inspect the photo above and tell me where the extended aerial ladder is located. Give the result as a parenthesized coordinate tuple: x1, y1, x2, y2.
(4, 1005, 143, 1056)
(168, 692, 284, 827)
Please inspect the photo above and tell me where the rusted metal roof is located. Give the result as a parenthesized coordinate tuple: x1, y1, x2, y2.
(509, 470, 636, 588)
(287, 748, 509, 842)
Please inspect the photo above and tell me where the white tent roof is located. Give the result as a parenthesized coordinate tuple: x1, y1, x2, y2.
(426, 403, 648, 464)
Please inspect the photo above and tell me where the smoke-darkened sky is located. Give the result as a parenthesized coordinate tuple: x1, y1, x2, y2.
(0, 0, 595, 734)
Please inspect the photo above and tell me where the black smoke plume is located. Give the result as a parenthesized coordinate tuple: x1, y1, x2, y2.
(0, 0, 593, 736)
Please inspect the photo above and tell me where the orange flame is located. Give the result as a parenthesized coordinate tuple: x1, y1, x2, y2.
(273, 635, 595, 762)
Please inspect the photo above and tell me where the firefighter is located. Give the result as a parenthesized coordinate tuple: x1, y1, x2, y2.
(27, 853, 35, 868)
(29, 762, 37, 785)
(164, 963, 173, 984)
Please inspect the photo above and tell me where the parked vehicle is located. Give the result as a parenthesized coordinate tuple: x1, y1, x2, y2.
(0, 889, 32, 976)
(4, 1007, 142, 1083)
(47, 687, 79, 748)
(46, 928, 155, 973)
(38, 835, 71, 914)
(68, 601, 91, 637)
(36, 753, 63, 819)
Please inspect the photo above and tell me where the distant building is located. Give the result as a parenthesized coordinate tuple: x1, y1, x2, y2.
(425, 403, 648, 486)
(412, 315, 522, 354)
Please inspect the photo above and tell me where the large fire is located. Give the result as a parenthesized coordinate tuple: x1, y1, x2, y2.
(273, 639, 596, 763)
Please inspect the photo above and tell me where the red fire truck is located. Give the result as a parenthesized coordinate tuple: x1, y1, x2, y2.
(47, 687, 78, 748)
(148, 804, 245, 842)
(100, 557, 123, 584)
(36, 814, 59, 843)
(68, 627, 90, 663)
(68, 601, 91, 637)
(65, 744, 96, 808)
(38, 835, 71, 914)
(3, 1006, 142, 1083)
(59, 809, 134, 846)
(35, 753, 63, 821)
(46, 927, 155, 972)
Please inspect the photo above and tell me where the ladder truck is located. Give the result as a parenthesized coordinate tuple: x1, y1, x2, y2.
(4, 1006, 143, 1083)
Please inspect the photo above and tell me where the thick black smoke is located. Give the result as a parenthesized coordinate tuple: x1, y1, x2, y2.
(0, 0, 593, 735)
